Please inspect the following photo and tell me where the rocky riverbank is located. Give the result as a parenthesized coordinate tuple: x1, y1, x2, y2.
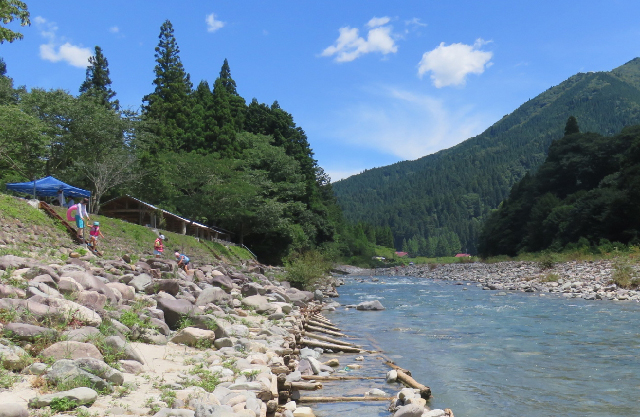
(376, 260, 640, 301)
(0, 251, 347, 417)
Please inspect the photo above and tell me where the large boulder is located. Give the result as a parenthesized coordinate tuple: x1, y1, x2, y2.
(0, 255, 33, 270)
(28, 387, 98, 409)
(59, 271, 117, 304)
(241, 283, 265, 297)
(356, 300, 385, 311)
(206, 271, 236, 292)
(146, 259, 174, 272)
(0, 298, 58, 321)
(0, 283, 26, 298)
(241, 295, 277, 315)
(106, 282, 135, 300)
(73, 357, 124, 385)
(0, 403, 28, 417)
(45, 298, 102, 326)
(157, 298, 200, 330)
(3, 323, 57, 342)
(63, 326, 101, 342)
(103, 336, 144, 364)
(170, 327, 215, 347)
(128, 273, 153, 292)
(0, 343, 29, 371)
(41, 341, 104, 361)
(145, 279, 181, 296)
(195, 287, 230, 306)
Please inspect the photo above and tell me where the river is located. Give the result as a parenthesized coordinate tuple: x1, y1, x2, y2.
(315, 275, 640, 417)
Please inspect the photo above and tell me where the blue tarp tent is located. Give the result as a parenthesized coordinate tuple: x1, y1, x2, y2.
(5, 176, 91, 198)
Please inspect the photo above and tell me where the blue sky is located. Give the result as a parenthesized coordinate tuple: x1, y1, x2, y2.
(2, 0, 640, 181)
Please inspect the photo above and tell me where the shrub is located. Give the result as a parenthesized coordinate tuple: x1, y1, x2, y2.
(610, 257, 640, 289)
(50, 397, 78, 412)
(283, 250, 331, 290)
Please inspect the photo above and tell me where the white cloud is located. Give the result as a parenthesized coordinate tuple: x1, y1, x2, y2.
(418, 38, 493, 87)
(35, 16, 91, 68)
(206, 13, 225, 32)
(109, 26, 119, 33)
(330, 86, 490, 161)
(321, 17, 398, 62)
(405, 17, 427, 28)
(367, 16, 390, 28)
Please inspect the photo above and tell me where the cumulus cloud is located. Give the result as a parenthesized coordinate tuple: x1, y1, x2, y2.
(206, 13, 225, 32)
(330, 86, 490, 161)
(321, 17, 398, 62)
(35, 16, 91, 68)
(418, 39, 493, 87)
(109, 26, 119, 33)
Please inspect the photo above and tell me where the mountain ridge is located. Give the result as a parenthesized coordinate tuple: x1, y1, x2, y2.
(333, 58, 640, 254)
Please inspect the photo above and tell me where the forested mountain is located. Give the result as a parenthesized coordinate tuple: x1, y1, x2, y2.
(333, 58, 640, 255)
(478, 124, 640, 256)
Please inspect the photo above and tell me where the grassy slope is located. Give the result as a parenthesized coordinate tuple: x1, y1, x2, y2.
(0, 194, 254, 265)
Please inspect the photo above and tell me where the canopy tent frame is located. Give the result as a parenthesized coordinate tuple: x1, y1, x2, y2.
(5, 176, 91, 200)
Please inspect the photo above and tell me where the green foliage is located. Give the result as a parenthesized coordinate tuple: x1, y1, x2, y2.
(479, 125, 640, 257)
(334, 59, 640, 255)
(184, 363, 221, 392)
(0, 362, 19, 389)
(610, 257, 640, 289)
(49, 397, 78, 412)
(284, 250, 331, 290)
(79, 46, 119, 110)
(0, 0, 30, 43)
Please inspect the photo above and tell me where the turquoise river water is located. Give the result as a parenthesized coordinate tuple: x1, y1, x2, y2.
(311, 275, 640, 417)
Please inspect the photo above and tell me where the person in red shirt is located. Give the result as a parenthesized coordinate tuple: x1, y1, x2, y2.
(154, 235, 165, 258)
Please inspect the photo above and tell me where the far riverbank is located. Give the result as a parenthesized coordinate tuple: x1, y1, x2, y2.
(366, 260, 640, 302)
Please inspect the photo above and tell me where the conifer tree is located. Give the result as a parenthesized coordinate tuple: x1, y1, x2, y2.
(216, 59, 246, 131)
(79, 46, 118, 110)
(142, 20, 193, 152)
(564, 116, 579, 136)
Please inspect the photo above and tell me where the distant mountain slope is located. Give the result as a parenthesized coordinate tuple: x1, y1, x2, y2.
(333, 58, 640, 254)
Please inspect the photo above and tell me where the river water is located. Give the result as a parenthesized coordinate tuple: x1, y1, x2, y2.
(314, 275, 640, 417)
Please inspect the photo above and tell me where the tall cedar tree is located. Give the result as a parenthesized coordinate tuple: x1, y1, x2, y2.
(564, 116, 580, 136)
(79, 46, 118, 110)
(142, 20, 193, 152)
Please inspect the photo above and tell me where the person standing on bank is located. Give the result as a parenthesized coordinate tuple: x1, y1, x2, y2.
(154, 235, 165, 258)
(67, 198, 90, 240)
(57, 188, 65, 207)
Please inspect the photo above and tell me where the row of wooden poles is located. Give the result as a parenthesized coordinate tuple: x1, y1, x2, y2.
(268, 306, 432, 407)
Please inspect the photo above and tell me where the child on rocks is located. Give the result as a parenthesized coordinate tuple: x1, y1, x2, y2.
(175, 250, 190, 273)
(88, 221, 105, 252)
(154, 235, 165, 258)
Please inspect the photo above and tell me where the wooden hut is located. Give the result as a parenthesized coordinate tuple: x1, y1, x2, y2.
(100, 195, 233, 243)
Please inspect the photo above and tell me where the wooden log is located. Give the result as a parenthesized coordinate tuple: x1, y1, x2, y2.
(305, 324, 346, 337)
(308, 319, 341, 332)
(298, 396, 394, 403)
(311, 314, 333, 324)
(300, 338, 363, 353)
(303, 331, 359, 347)
(270, 374, 279, 400)
(285, 381, 323, 391)
(396, 369, 431, 399)
(301, 375, 385, 381)
(384, 360, 412, 376)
